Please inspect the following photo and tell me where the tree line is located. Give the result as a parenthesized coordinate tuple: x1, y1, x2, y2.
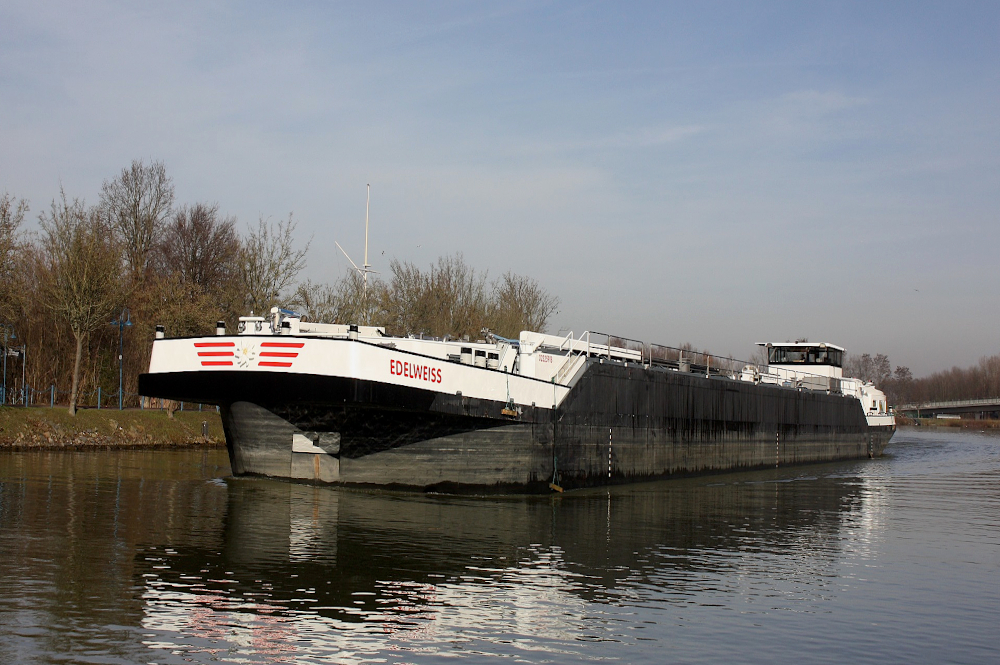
(845, 352, 1000, 405)
(0, 160, 558, 414)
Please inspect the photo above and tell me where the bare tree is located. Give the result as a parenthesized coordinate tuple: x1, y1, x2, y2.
(240, 214, 309, 314)
(0, 192, 29, 321)
(844, 353, 891, 384)
(883, 365, 914, 404)
(157, 203, 239, 288)
(344, 254, 563, 339)
(747, 347, 768, 367)
(383, 254, 490, 338)
(291, 271, 384, 325)
(384, 258, 430, 332)
(897, 354, 1000, 403)
(38, 190, 124, 415)
(100, 159, 174, 281)
(295, 257, 559, 338)
(488, 271, 559, 336)
(291, 279, 343, 323)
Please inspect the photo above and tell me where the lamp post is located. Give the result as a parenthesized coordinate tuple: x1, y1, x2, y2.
(19, 343, 25, 406)
(110, 308, 132, 410)
(0, 324, 14, 407)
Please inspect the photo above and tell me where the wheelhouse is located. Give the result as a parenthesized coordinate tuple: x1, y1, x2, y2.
(758, 342, 847, 381)
(765, 344, 844, 368)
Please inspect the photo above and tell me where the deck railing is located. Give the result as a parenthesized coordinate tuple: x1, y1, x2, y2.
(547, 330, 864, 390)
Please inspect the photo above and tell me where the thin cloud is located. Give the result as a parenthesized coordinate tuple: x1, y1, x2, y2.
(778, 90, 870, 115)
(498, 124, 706, 158)
(589, 124, 707, 149)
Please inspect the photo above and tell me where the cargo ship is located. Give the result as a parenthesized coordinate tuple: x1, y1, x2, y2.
(138, 308, 895, 492)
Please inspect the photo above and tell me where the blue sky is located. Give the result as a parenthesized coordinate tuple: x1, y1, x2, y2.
(2, 1, 998, 375)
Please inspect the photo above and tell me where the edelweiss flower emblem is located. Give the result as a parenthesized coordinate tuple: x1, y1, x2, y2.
(235, 343, 258, 368)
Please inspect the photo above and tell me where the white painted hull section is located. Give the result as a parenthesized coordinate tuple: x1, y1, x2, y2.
(148, 335, 571, 410)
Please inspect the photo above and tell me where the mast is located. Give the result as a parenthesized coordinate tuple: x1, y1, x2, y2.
(334, 185, 378, 325)
(363, 183, 370, 296)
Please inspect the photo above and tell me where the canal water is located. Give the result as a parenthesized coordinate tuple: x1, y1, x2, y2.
(0, 428, 997, 664)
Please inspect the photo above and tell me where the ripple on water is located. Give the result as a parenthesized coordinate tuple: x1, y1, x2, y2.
(0, 432, 997, 664)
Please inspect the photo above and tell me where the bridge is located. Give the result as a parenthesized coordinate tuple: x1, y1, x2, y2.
(896, 398, 1000, 419)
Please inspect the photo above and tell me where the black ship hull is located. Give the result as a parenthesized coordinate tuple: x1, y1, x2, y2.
(140, 358, 894, 493)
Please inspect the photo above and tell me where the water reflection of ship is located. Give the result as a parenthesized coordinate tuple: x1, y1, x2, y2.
(139, 463, 871, 620)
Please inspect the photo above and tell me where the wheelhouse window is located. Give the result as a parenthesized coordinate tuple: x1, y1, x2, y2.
(768, 346, 842, 367)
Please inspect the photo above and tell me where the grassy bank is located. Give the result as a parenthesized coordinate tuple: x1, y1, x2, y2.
(897, 415, 1000, 430)
(0, 407, 225, 450)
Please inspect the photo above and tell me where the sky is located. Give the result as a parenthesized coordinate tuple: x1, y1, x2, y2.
(1, 1, 997, 376)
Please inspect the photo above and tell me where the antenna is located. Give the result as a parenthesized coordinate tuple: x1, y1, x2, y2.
(335, 185, 379, 314)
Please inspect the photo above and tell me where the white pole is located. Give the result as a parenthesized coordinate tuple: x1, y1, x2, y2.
(363, 183, 370, 296)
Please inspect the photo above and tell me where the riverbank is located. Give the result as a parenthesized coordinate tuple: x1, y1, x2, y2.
(0, 407, 225, 450)
(896, 415, 1000, 430)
